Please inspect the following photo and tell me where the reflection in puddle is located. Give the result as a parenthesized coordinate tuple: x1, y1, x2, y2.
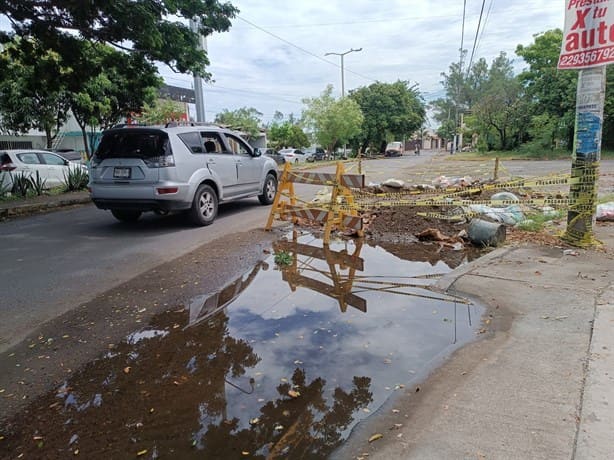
(126, 329, 169, 345)
(3, 233, 484, 459)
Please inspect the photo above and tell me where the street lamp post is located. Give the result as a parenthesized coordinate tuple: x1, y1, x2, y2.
(324, 48, 362, 97)
(325, 48, 362, 159)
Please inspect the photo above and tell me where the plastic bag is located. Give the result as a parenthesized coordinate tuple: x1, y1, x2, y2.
(467, 204, 524, 225)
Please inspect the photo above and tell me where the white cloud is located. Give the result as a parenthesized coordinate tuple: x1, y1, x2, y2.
(159, 1, 566, 122)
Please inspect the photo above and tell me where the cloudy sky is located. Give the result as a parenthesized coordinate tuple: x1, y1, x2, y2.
(158, 0, 566, 124)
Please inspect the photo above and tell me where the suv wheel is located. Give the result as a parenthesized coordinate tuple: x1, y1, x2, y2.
(258, 173, 277, 205)
(111, 209, 142, 223)
(190, 184, 218, 226)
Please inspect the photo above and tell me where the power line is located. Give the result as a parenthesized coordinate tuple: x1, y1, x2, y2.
(474, 0, 495, 64)
(230, 6, 555, 30)
(232, 14, 461, 29)
(466, 0, 488, 76)
(459, 0, 467, 75)
(236, 15, 377, 84)
(205, 84, 303, 106)
(161, 77, 303, 105)
(206, 83, 304, 100)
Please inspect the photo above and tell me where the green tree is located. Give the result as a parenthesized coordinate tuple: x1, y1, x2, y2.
(65, 41, 161, 157)
(135, 100, 187, 125)
(436, 53, 489, 113)
(214, 107, 263, 138)
(0, 0, 238, 78)
(602, 70, 614, 149)
(516, 29, 578, 149)
(268, 122, 309, 149)
(432, 53, 490, 146)
(0, 37, 71, 147)
(472, 53, 529, 150)
(302, 85, 364, 154)
(348, 80, 425, 152)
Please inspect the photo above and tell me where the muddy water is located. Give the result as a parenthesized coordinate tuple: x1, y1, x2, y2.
(1, 233, 483, 459)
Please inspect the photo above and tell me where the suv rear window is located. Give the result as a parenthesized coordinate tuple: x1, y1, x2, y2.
(95, 130, 170, 159)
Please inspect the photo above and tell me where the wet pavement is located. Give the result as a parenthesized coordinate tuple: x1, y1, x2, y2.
(1, 232, 484, 459)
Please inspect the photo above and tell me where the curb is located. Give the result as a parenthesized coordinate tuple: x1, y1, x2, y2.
(0, 195, 91, 220)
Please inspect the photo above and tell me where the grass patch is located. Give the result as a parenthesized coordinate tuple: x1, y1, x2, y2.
(450, 148, 614, 161)
(274, 251, 293, 266)
(0, 185, 67, 202)
(516, 210, 565, 232)
(598, 193, 614, 203)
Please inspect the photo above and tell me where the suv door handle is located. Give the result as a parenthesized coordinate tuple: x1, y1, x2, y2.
(206, 159, 215, 164)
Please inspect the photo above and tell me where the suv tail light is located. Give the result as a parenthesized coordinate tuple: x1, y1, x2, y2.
(144, 154, 175, 168)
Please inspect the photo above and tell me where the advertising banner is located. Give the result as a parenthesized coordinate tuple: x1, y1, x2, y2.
(559, 0, 614, 69)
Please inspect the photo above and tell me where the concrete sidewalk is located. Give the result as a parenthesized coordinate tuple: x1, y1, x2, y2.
(337, 223, 614, 460)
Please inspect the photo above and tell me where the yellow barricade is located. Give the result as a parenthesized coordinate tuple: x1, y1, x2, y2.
(265, 162, 365, 244)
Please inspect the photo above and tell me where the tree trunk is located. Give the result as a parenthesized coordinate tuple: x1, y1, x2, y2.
(80, 127, 91, 159)
(361, 140, 369, 156)
(45, 125, 53, 149)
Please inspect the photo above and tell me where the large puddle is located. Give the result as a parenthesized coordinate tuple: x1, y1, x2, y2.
(2, 232, 484, 459)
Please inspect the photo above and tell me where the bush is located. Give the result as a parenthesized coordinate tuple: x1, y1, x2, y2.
(11, 172, 32, 197)
(63, 167, 89, 192)
(29, 171, 47, 196)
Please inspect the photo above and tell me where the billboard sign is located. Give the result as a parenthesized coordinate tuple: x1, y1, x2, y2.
(559, 0, 614, 69)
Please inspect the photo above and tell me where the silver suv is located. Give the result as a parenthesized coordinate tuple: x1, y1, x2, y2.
(89, 124, 278, 225)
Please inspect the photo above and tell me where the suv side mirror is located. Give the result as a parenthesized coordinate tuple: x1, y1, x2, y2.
(251, 148, 261, 157)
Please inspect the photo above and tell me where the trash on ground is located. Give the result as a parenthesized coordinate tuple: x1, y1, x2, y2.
(432, 175, 474, 188)
(467, 219, 506, 247)
(466, 204, 524, 225)
(381, 178, 405, 188)
(596, 202, 614, 221)
(490, 191, 520, 204)
(310, 188, 332, 205)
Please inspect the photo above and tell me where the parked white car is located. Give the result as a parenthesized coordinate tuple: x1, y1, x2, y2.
(0, 149, 87, 189)
(278, 148, 307, 164)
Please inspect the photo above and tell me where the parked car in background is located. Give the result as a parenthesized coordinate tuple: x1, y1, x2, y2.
(278, 148, 306, 164)
(332, 149, 348, 160)
(259, 148, 286, 166)
(53, 149, 84, 164)
(89, 125, 279, 225)
(385, 141, 403, 157)
(304, 147, 327, 162)
(0, 149, 87, 189)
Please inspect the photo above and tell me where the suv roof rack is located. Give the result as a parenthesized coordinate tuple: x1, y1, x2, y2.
(111, 123, 150, 129)
(164, 121, 222, 128)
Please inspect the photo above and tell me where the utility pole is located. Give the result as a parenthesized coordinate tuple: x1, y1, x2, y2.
(563, 67, 605, 246)
(190, 19, 208, 123)
(557, 3, 613, 247)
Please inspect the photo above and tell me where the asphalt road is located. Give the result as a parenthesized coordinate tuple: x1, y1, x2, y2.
(1, 152, 611, 353)
(0, 153, 436, 353)
(0, 199, 277, 352)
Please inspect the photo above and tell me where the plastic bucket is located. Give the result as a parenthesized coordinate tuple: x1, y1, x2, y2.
(468, 219, 506, 247)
